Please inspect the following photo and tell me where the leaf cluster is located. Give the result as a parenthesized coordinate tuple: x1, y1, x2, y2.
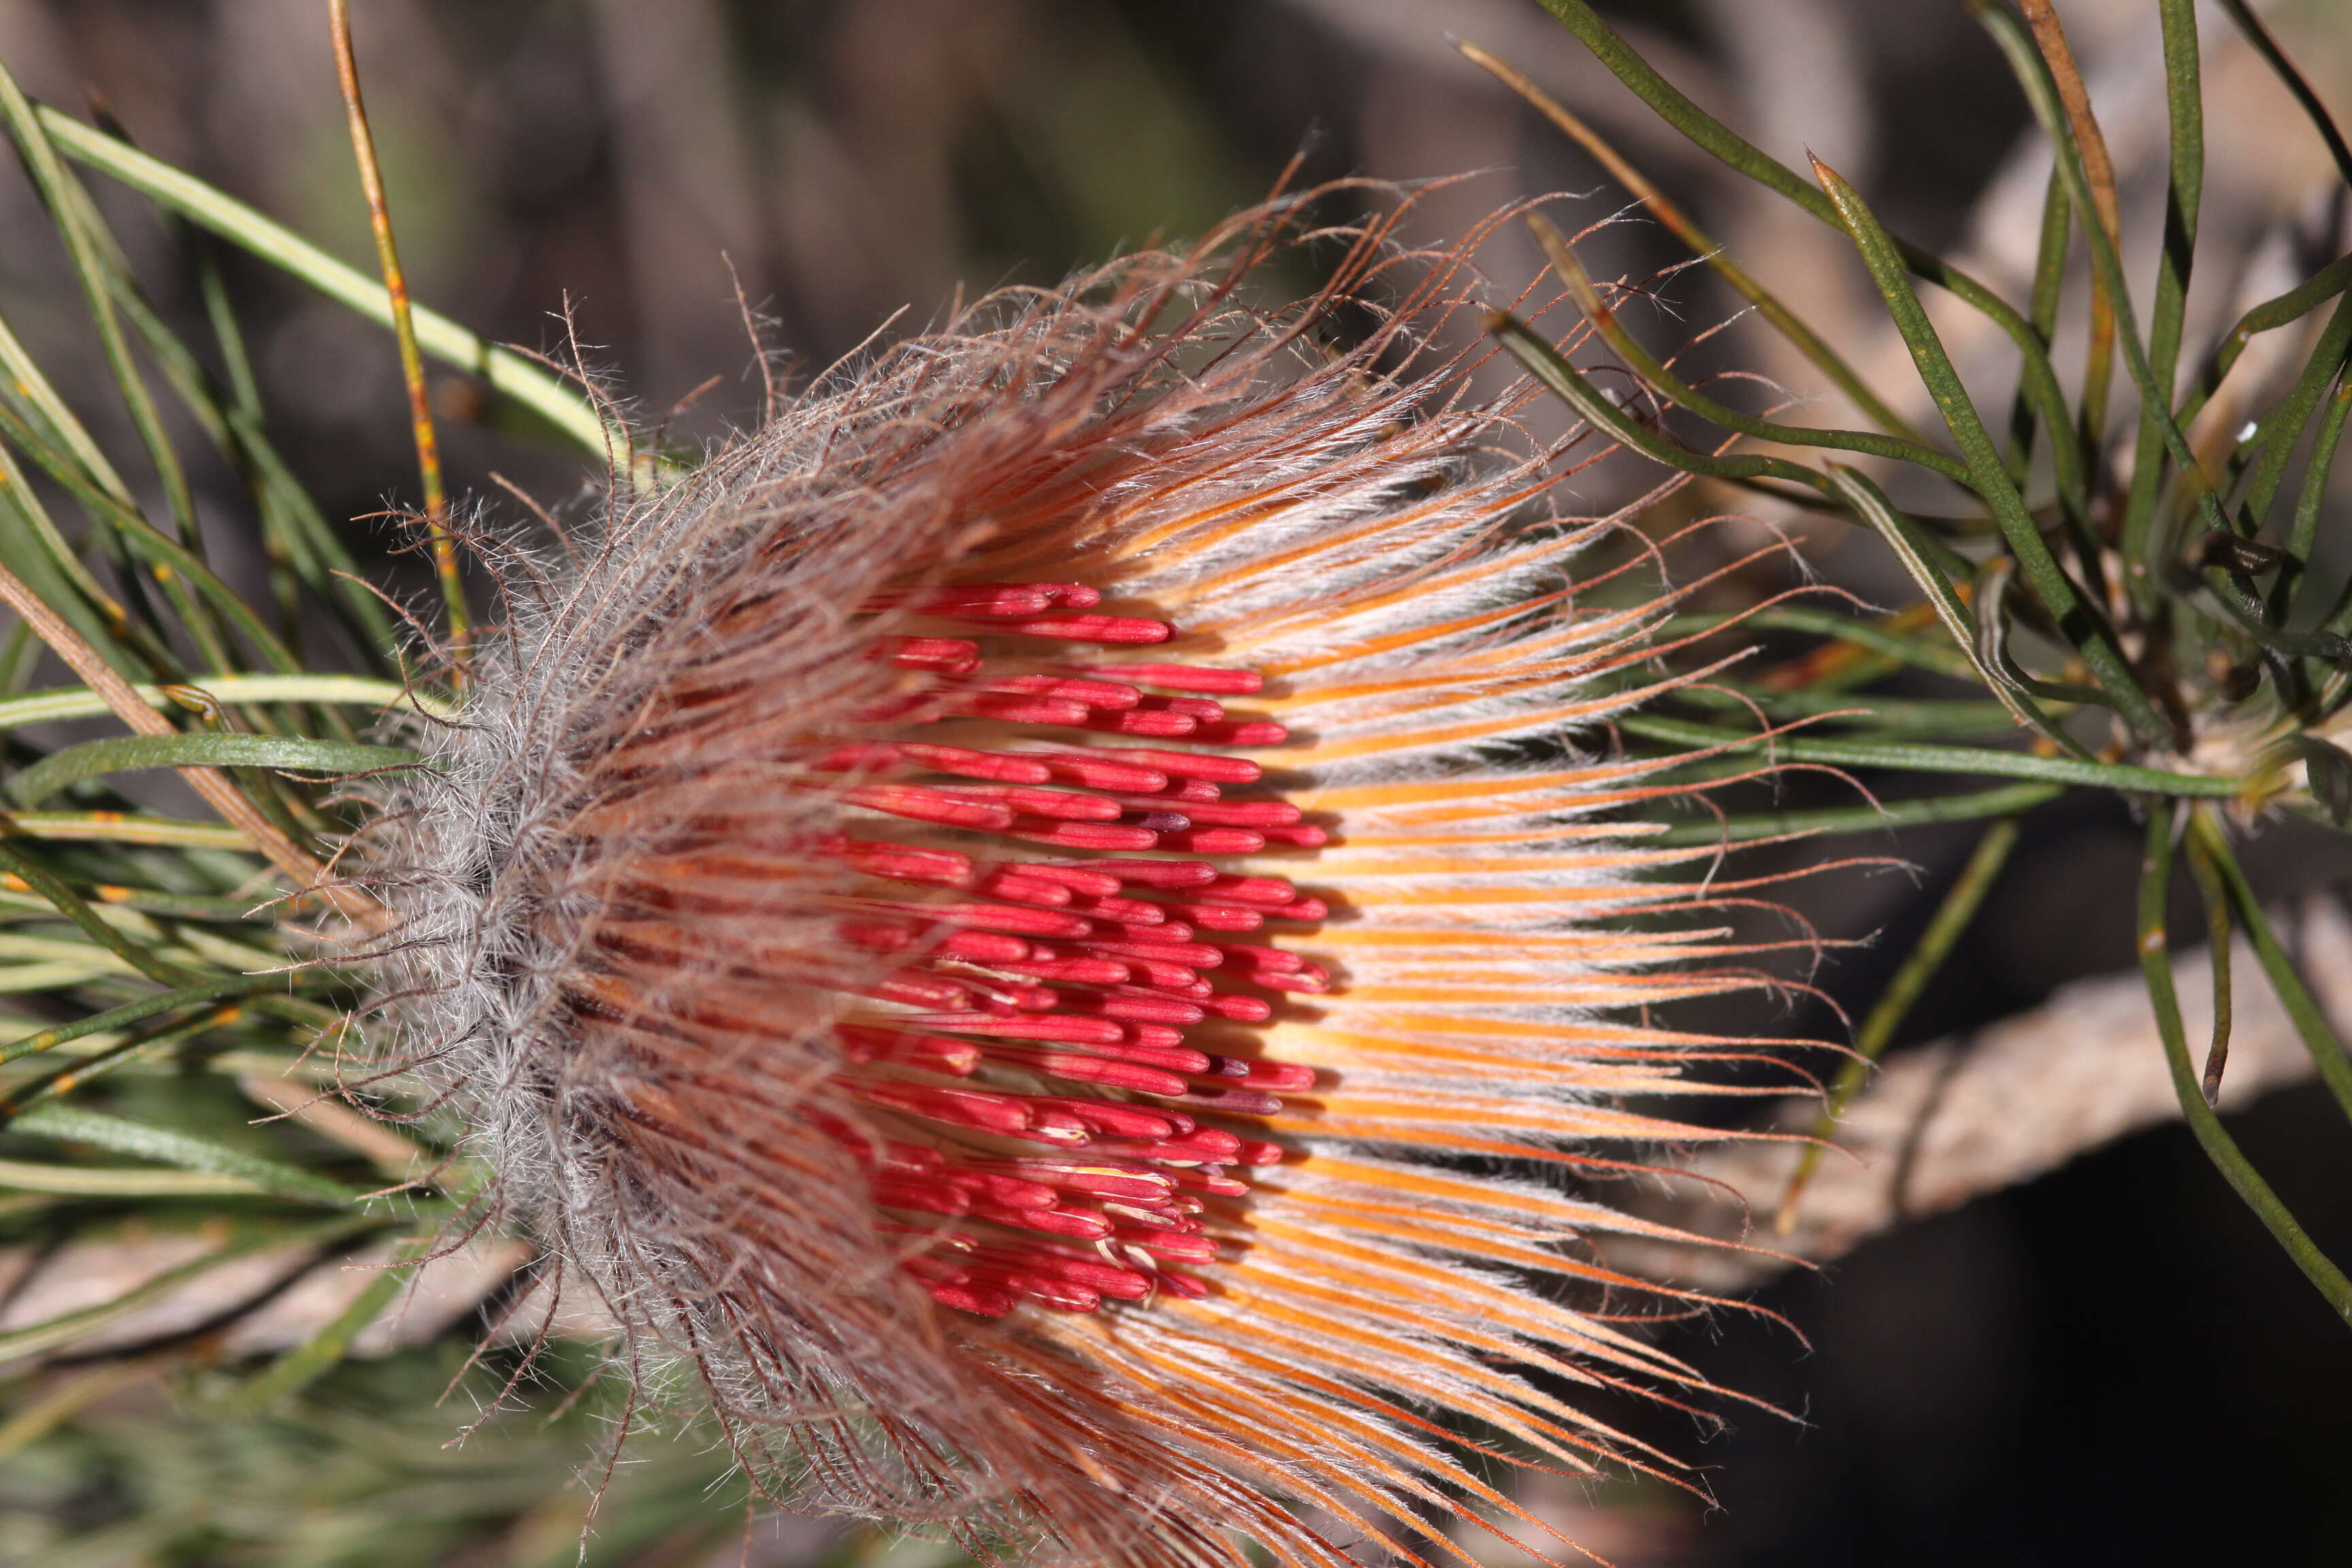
(1480, 0, 2352, 1322)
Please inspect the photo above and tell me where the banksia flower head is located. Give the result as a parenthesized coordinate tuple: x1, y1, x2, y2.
(370, 199, 1797, 1566)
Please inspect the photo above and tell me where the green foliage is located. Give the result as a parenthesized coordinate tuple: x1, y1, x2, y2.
(1499, 0, 2352, 1318)
(0, 1343, 842, 1568)
(0, 43, 491, 1471)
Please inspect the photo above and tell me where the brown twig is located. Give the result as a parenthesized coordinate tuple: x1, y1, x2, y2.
(1623, 890, 2351, 1291)
(328, 0, 468, 680)
(0, 562, 342, 901)
(2019, 0, 2124, 453)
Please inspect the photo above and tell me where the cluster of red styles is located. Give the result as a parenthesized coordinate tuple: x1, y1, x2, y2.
(811, 579, 1320, 1318)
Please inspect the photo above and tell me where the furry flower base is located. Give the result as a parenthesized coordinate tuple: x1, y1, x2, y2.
(370, 203, 1795, 1567)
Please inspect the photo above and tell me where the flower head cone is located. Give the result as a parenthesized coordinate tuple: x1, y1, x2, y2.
(370, 199, 1806, 1567)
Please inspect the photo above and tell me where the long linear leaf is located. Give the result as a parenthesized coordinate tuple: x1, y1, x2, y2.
(2234, 293, 2352, 540)
(1648, 783, 2061, 847)
(6, 733, 416, 808)
(1976, 4, 2237, 558)
(8, 1103, 362, 1206)
(1807, 152, 2168, 746)
(2177, 253, 2352, 433)
(0, 674, 450, 732)
(1818, 466, 2065, 741)
(0, 395, 298, 676)
(1535, 0, 2091, 500)
(2119, 0, 2206, 602)
(33, 105, 616, 464)
(1456, 40, 1919, 440)
(1, 1008, 247, 1113)
(1778, 817, 2022, 1229)
(2186, 807, 2352, 1126)
(0, 979, 291, 1066)
(0, 61, 197, 542)
(1525, 216, 1969, 483)
(2006, 169, 2070, 479)
(89, 229, 399, 670)
(1664, 607, 1978, 680)
(1487, 311, 1823, 489)
(2136, 808, 2352, 1326)
(2215, 0, 2352, 189)
(220, 1237, 431, 1415)
(0, 839, 197, 986)
(2181, 818, 2236, 1105)
(0, 346, 169, 672)
(1674, 684, 2019, 737)
(1620, 713, 2242, 794)
(0, 1215, 378, 1364)
(0, 812, 253, 849)
(0, 1158, 255, 1196)
(2018, 0, 2122, 453)
(2289, 376, 2352, 585)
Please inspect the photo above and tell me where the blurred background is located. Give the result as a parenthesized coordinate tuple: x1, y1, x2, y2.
(2, 1, 2351, 1563)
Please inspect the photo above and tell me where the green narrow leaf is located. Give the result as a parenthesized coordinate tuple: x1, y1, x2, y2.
(1648, 782, 2061, 846)
(2287, 376, 2352, 586)
(1806, 150, 2170, 747)
(1535, 0, 2090, 505)
(0, 839, 199, 986)
(0, 394, 298, 679)
(1620, 712, 2242, 794)
(0, 1215, 378, 1364)
(0, 305, 137, 510)
(1818, 465, 2067, 741)
(2006, 167, 2070, 480)
(2136, 807, 2352, 1326)
(0, 812, 255, 849)
(1456, 40, 1921, 440)
(2187, 806, 2352, 1126)
(1665, 606, 1978, 681)
(2119, 0, 2206, 607)
(2178, 253, 2352, 432)
(1972, 557, 2106, 709)
(32, 103, 618, 465)
(0, 359, 173, 677)
(1779, 817, 2021, 1229)
(2215, 0, 2352, 189)
(7, 1103, 363, 1207)
(1975, 3, 2237, 564)
(2230, 293, 2352, 535)
(1, 1008, 246, 1115)
(220, 1238, 431, 1415)
(0, 978, 289, 1066)
(0, 65, 247, 676)
(2182, 825, 2236, 1107)
(1524, 214, 1968, 481)
(1673, 683, 2021, 737)
(91, 229, 398, 674)
(5, 733, 417, 808)
(1486, 311, 1826, 490)
(0, 1158, 261, 1196)
(0, 673, 448, 732)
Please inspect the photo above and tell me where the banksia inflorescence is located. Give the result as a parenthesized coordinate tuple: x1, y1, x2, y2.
(368, 203, 1802, 1565)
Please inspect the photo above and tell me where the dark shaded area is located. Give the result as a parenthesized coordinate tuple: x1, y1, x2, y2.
(1672, 1079, 2352, 1565)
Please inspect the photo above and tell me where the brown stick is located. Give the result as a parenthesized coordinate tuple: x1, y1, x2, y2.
(1621, 891, 2347, 1291)
(328, 0, 468, 679)
(0, 562, 355, 906)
